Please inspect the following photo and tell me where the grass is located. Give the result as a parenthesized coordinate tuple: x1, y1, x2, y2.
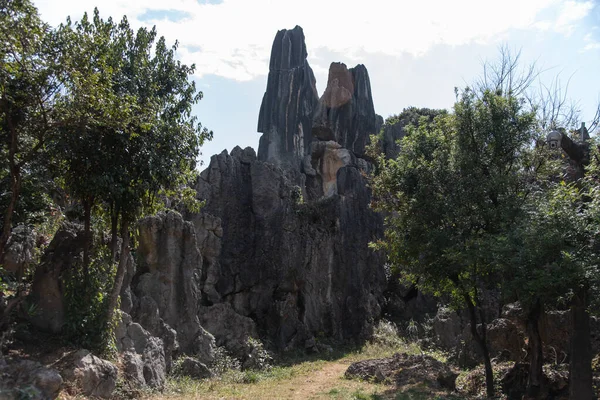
(146, 335, 455, 400)
(143, 320, 457, 399)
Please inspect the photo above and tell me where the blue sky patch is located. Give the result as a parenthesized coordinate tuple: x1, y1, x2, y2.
(138, 9, 191, 22)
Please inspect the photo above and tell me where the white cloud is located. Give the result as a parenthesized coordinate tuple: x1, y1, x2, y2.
(35, 0, 595, 81)
(582, 32, 600, 51)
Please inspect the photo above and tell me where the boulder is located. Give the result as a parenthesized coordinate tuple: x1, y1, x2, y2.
(345, 353, 458, 390)
(0, 358, 63, 400)
(174, 357, 213, 379)
(63, 350, 117, 399)
(116, 313, 169, 388)
(29, 223, 86, 333)
(198, 303, 257, 360)
(2, 225, 35, 276)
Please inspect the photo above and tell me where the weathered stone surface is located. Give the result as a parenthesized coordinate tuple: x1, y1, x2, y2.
(142, 337, 166, 388)
(198, 303, 258, 359)
(174, 357, 213, 379)
(345, 353, 458, 390)
(29, 223, 86, 333)
(2, 225, 35, 275)
(257, 26, 319, 169)
(432, 308, 525, 368)
(64, 350, 117, 399)
(116, 313, 168, 388)
(193, 146, 386, 350)
(134, 211, 203, 354)
(312, 63, 380, 158)
(122, 352, 145, 386)
(0, 358, 63, 400)
(307, 141, 354, 197)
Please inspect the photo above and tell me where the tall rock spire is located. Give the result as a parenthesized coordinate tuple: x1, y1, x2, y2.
(312, 63, 381, 158)
(257, 26, 319, 169)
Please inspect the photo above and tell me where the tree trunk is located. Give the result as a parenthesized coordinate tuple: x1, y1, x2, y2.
(82, 198, 93, 282)
(569, 288, 593, 400)
(0, 169, 20, 263)
(526, 299, 544, 399)
(0, 120, 21, 263)
(110, 203, 119, 262)
(106, 218, 130, 324)
(464, 293, 495, 398)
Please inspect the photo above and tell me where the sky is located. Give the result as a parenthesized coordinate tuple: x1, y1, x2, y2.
(35, 0, 600, 166)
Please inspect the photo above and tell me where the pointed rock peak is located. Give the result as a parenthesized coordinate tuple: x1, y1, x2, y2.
(269, 25, 308, 71)
(312, 62, 379, 157)
(257, 25, 318, 169)
(321, 62, 354, 108)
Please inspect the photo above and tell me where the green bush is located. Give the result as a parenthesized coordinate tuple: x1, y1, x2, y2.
(63, 244, 117, 353)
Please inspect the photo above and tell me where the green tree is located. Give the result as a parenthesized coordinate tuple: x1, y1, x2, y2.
(0, 0, 61, 261)
(55, 9, 211, 329)
(370, 88, 537, 398)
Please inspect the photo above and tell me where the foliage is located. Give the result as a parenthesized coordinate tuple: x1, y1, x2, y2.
(370, 87, 538, 397)
(371, 88, 537, 300)
(504, 151, 600, 309)
(0, 0, 63, 259)
(62, 244, 116, 352)
(244, 337, 273, 371)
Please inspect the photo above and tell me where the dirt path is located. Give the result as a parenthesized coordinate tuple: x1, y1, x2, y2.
(152, 358, 394, 400)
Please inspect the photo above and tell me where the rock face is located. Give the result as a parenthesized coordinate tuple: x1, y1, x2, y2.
(312, 63, 382, 158)
(0, 358, 63, 400)
(115, 313, 168, 388)
(2, 225, 36, 276)
(257, 26, 319, 169)
(29, 223, 86, 333)
(134, 212, 204, 354)
(193, 145, 386, 349)
(63, 350, 118, 399)
(121, 25, 387, 358)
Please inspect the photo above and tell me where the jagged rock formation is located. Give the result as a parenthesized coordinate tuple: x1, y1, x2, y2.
(192, 146, 386, 349)
(257, 26, 319, 169)
(0, 358, 63, 399)
(116, 26, 388, 355)
(312, 63, 383, 158)
(24, 26, 390, 396)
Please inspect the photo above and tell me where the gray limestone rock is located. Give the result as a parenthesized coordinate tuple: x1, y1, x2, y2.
(198, 303, 258, 360)
(64, 350, 118, 399)
(0, 358, 63, 400)
(257, 26, 319, 169)
(174, 357, 213, 379)
(312, 63, 380, 158)
(135, 211, 203, 354)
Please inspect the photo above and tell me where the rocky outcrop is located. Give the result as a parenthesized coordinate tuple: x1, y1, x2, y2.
(432, 308, 525, 368)
(0, 358, 63, 400)
(115, 26, 387, 358)
(173, 357, 213, 379)
(115, 313, 168, 388)
(345, 353, 458, 390)
(2, 225, 35, 276)
(29, 223, 86, 333)
(63, 350, 118, 399)
(133, 212, 204, 354)
(257, 26, 319, 169)
(198, 303, 258, 359)
(193, 145, 386, 349)
(312, 63, 382, 158)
